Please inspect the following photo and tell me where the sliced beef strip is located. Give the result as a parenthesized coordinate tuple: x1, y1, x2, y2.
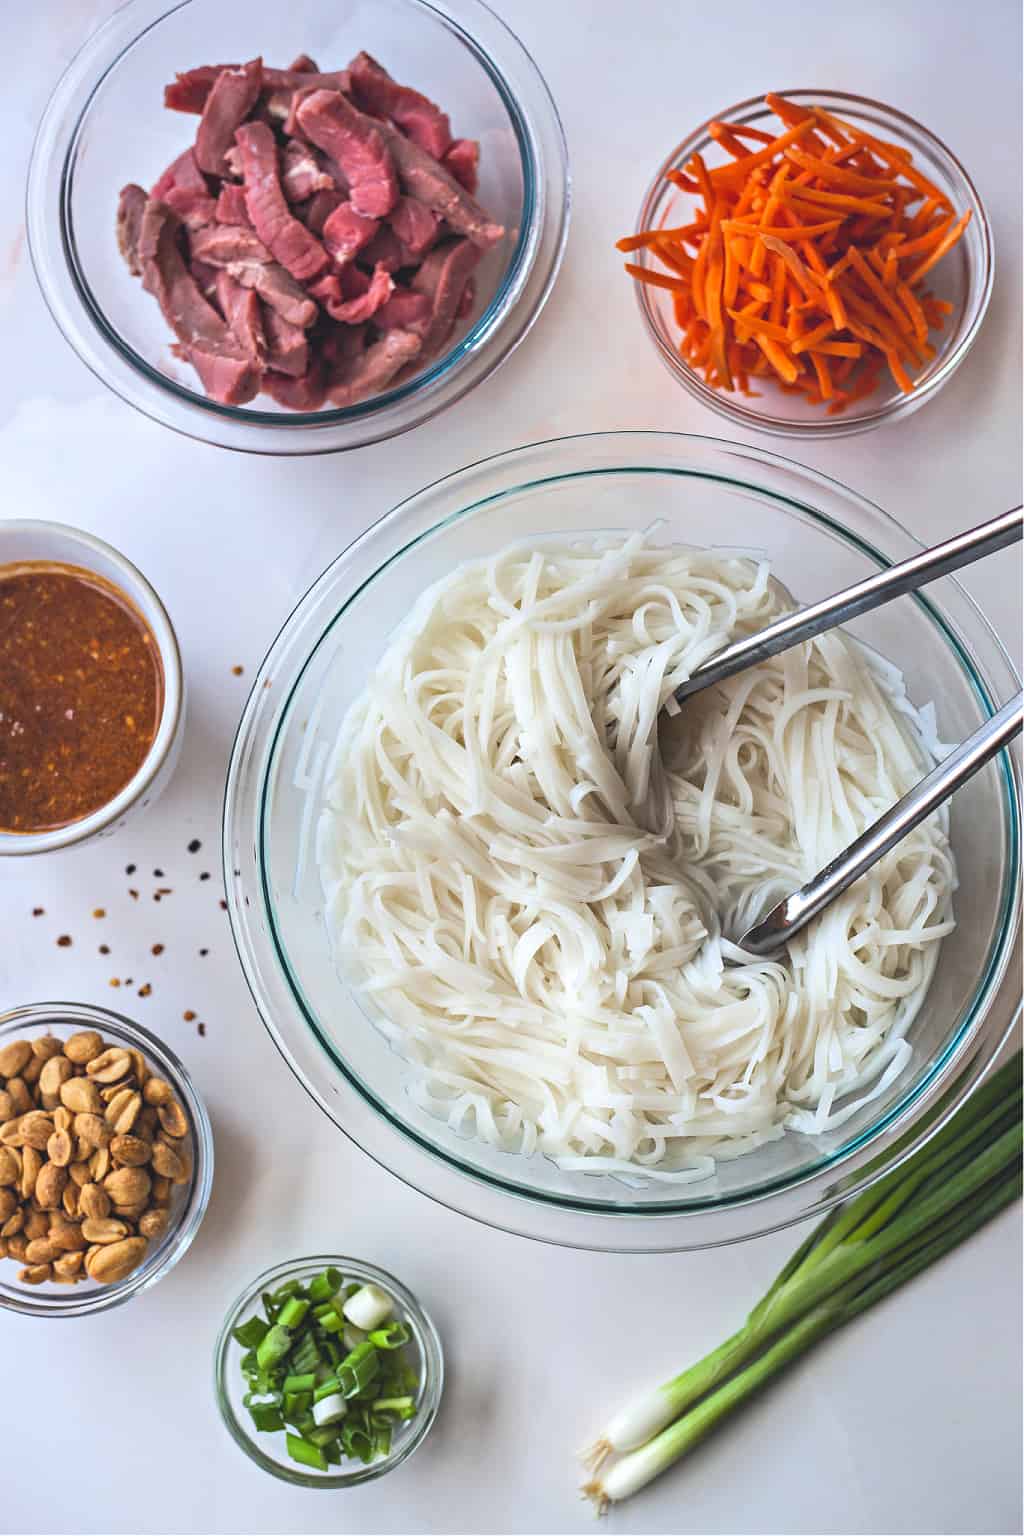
(163, 186, 218, 229)
(190, 222, 271, 265)
(262, 361, 328, 410)
(327, 327, 421, 405)
(262, 306, 310, 376)
(281, 139, 334, 203)
(347, 51, 451, 160)
(226, 261, 318, 328)
(301, 188, 345, 235)
(296, 90, 398, 219)
(215, 271, 266, 360)
(375, 286, 431, 331)
(234, 121, 329, 282)
(216, 183, 250, 224)
(377, 120, 503, 248)
(388, 195, 440, 257)
(288, 54, 319, 73)
(186, 346, 261, 404)
(322, 201, 380, 266)
(321, 318, 367, 382)
(116, 184, 148, 275)
(139, 201, 259, 404)
(151, 147, 208, 202)
(166, 65, 349, 113)
(331, 261, 394, 323)
(359, 225, 407, 273)
(411, 236, 482, 352)
(190, 223, 318, 328)
(442, 138, 479, 195)
(191, 258, 221, 300)
(195, 58, 263, 176)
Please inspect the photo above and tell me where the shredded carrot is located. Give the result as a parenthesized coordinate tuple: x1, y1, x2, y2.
(619, 92, 974, 413)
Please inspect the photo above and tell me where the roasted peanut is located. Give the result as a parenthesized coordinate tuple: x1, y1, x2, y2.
(79, 1182, 111, 1221)
(39, 1055, 72, 1098)
(6, 1078, 32, 1116)
(60, 1078, 103, 1116)
(19, 1146, 42, 1202)
(47, 1129, 73, 1168)
(0, 1041, 32, 1078)
(35, 1162, 67, 1210)
(142, 1077, 173, 1107)
(18, 1263, 52, 1285)
(86, 1048, 132, 1085)
(138, 1207, 169, 1240)
(103, 1167, 150, 1207)
(64, 1031, 103, 1066)
(85, 1236, 148, 1284)
(73, 1112, 111, 1148)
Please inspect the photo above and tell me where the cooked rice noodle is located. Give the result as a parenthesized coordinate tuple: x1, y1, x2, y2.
(318, 537, 956, 1179)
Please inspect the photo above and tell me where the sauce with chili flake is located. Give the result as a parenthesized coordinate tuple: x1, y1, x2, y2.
(0, 562, 163, 833)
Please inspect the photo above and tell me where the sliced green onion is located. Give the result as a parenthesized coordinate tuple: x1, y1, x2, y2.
(374, 1395, 417, 1420)
(286, 1432, 327, 1471)
(342, 1283, 394, 1333)
(338, 1340, 380, 1399)
(247, 1400, 284, 1433)
(282, 1372, 316, 1394)
(232, 1316, 270, 1350)
(312, 1392, 349, 1428)
(307, 1267, 342, 1303)
(369, 1320, 410, 1350)
(313, 1377, 342, 1403)
(277, 1296, 310, 1329)
(255, 1324, 292, 1372)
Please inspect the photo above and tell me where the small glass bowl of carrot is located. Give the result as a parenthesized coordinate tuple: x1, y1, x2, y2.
(622, 90, 992, 437)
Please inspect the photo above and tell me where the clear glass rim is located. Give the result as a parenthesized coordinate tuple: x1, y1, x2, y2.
(212, 1253, 444, 1488)
(630, 89, 994, 440)
(25, 0, 570, 455)
(0, 1001, 214, 1315)
(223, 431, 1022, 1248)
(0, 520, 185, 856)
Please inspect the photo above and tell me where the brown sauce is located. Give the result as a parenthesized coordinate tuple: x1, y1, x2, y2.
(0, 561, 163, 834)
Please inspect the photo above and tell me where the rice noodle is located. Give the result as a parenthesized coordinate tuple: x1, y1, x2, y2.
(317, 537, 955, 1179)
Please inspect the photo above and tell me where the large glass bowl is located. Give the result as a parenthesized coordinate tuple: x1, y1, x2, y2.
(26, 0, 569, 455)
(223, 433, 1021, 1250)
(629, 92, 992, 439)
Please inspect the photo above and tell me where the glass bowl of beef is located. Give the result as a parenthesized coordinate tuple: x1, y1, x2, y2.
(628, 91, 992, 438)
(0, 1002, 213, 1317)
(26, 0, 569, 455)
(222, 431, 1021, 1252)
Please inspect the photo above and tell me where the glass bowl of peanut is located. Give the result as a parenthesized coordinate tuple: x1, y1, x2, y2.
(0, 1001, 213, 1316)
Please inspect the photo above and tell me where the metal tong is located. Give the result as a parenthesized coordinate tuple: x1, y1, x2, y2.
(668, 506, 1023, 957)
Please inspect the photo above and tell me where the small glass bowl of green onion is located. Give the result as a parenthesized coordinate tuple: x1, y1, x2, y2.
(213, 1255, 443, 1487)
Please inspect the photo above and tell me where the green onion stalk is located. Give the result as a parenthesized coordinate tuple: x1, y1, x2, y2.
(581, 1052, 1022, 1512)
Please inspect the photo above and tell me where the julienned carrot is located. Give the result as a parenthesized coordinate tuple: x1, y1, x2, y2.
(618, 93, 973, 411)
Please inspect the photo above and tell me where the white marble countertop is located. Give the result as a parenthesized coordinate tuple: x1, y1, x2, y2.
(2, 2, 1021, 1532)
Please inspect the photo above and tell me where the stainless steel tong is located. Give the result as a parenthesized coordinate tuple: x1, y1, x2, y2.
(667, 507, 1023, 957)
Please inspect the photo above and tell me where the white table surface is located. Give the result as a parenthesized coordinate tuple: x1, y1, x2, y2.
(2, 3, 1021, 1533)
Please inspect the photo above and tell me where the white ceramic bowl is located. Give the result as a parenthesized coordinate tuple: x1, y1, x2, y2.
(0, 520, 184, 855)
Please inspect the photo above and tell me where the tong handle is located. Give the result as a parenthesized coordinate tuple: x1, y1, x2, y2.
(739, 692, 1023, 957)
(673, 507, 1023, 706)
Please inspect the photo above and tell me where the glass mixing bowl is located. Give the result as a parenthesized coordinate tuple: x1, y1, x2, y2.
(223, 433, 1020, 1250)
(26, 0, 569, 454)
(629, 92, 992, 439)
